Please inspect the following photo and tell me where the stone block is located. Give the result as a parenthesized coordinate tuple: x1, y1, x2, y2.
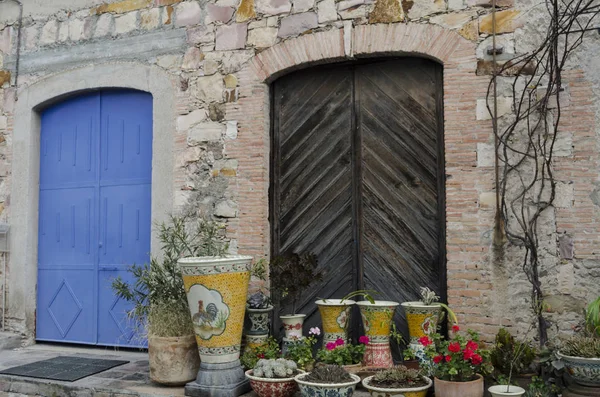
(0, 116, 6, 130)
(40, 20, 58, 45)
(317, 0, 337, 23)
(553, 132, 572, 157)
(369, 0, 404, 23)
(182, 46, 203, 69)
(338, 0, 366, 10)
(476, 59, 536, 76)
(155, 0, 183, 5)
(247, 26, 278, 47)
(467, 0, 513, 7)
(203, 59, 219, 75)
(476, 33, 514, 60)
(554, 182, 573, 208)
(479, 10, 523, 34)
(430, 12, 475, 29)
(339, 5, 368, 18)
(3, 88, 15, 112)
(448, 0, 466, 10)
(458, 19, 478, 41)
(140, 8, 160, 30)
(558, 263, 574, 294)
(406, 0, 446, 20)
(163, 5, 174, 24)
(215, 199, 238, 218)
(249, 19, 268, 28)
(207, 4, 235, 23)
(193, 73, 225, 102)
(223, 74, 238, 88)
(267, 16, 279, 25)
(157, 54, 182, 68)
(23, 24, 39, 50)
(187, 25, 215, 44)
(278, 12, 318, 37)
(115, 12, 138, 35)
(226, 121, 238, 139)
(476, 142, 495, 167)
(476, 97, 513, 120)
(178, 109, 207, 131)
(95, 14, 113, 37)
(256, 0, 292, 15)
(216, 23, 248, 50)
(175, 1, 202, 26)
(293, 0, 316, 12)
(95, 0, 152, 14)
(188, 122, 225, 144)
(0, 27, 11, 54)
(68, 19, 85, 41)
(479, 192, 496, 208)
(236, 0, 257, 22)
(57, 22, 69, 42)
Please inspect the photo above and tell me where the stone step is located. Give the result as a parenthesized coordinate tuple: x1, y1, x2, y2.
(0, 331, 22, 351)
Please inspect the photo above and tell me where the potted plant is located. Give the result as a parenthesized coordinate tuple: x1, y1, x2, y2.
(356, 299, 400, 367)
(317, 336, 369, 370)
(489, 327, 536, 396)
(284, 327, 320, 370)
(111, 216, 200, 386)
(177, 217, 253, 396)
(241, 336, 282, 370)
(315, 291, 373, 344)
(557, 296, 600, 388)
(245, 358, 304, 397)
(362, 365, 433, 397)
(295, 363, 362, 397)
(246, 259, 274, 339)
(270, 253, 322, 341)
(419, 327, 492, 397)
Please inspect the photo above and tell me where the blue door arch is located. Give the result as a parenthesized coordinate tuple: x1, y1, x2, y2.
(36, 90, 152, 347)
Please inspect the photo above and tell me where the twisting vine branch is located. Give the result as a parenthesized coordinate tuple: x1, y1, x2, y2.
(486, 0, 599, 346)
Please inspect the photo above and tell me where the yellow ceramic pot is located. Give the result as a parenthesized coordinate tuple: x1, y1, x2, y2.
(315, 299, 355, 344)
(178, 255, 252, 364)
(401, 301, 442, 344)
(356, 301, 399, 368)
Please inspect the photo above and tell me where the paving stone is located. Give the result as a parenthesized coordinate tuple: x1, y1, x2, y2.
(236, 0, 257, 22)
(95, 13, 114, 37)
(207, 4, 235, 23)
(278, 12, 318, 37)
(317, 0, 337, 23)
(175, 1, 202, 26)
(114, 11, 138, 35)
(479, 10, 523, 34)
(216, 23, 248, 50)
(293, 0, 316, 13)
(140, 8, 160, 30)
(40, 20, 58, 45)
(247, 26, 278, 47)
(256, 0, 292, 15)
(369, 0, 404, 23)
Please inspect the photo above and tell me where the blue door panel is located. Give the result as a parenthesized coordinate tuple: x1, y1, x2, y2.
(37, 90, 152, 347)
(36, 269, 95, 343)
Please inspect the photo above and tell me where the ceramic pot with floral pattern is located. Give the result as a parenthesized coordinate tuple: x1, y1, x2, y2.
(557, 351, 600, 387)
(315, 299, 355, 344)
(356, 300, 399, 368)
(245, 369, 304, 397)
(246, 305, 274, 336)
(401, 302, 442, 344)
(280, 313, 306, 341)
(362, 374, 432, 397)
(295, 372, 361, 397)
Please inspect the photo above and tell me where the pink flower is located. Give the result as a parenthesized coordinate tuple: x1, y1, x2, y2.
(326, 342, 336, 351)
(335, 338, 345, 346)
(452, 325, 460, 333)
(359, 336, 370, 345)
(418, 336, 433, 346)
(309, 327, 321, 336)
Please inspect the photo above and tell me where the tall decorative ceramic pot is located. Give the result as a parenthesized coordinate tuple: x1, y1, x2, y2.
(401, 301, 442, 363)
(178, 255, 253, 397)
(315, 299, 355, 344)
(357, 301, 399, 368)
(246, 306, 274, 336)
(434, 375, 484, 397)
(245, 334, 269, 352)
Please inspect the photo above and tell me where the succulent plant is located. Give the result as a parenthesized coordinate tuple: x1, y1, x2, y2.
(370, 365, 428, 389)
(560, 334, 600, 358)
(420, 287, 440, 306)
(253, 358, 298, 378)
(247, 292, 272, 309)
(304, 364, 353, 384)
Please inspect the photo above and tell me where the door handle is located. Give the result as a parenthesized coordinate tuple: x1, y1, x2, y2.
(99, 266, 118, 271)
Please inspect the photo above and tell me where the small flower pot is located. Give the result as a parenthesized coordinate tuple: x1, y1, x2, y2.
(280, 313, 306, 340)
(356, 300, 399, 368)
(246, 305, 274, 336)
(245, 369, 304, 397)
(362, 374, 432, 397)
(402, 359, 421, 370)
(315, 299, 355, 344)
(433, 374, 484, 397)
(488, 385, 526, 397)
(557, 351, 600, 387)
(295, 372, 361, 397)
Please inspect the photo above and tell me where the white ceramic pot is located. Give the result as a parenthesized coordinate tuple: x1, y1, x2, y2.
(280, 313, 306, 340)
(362, 374, 432, 397)
(295, 372, 361, 397)
(488, 385, 527, 397)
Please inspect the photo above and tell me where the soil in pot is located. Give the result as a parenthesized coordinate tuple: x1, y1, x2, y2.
(368, 375, 429, 389)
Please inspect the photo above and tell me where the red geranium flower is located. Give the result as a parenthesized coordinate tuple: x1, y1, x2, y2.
(466, 340, 479, 351)
(445, 355, 452, 362)
(471, 354, 483, 365)
(335, 338, 345, 346)
(463, 348, 474, 360)
(258, 353, 265, 359)
(326, 342, 336, 351)
(448, 342, 461, 353)
(452, 325, 460, 333)
(433, 355, 443, 364)
(359, 336, 370, 345)
(419, 336, 433, 346)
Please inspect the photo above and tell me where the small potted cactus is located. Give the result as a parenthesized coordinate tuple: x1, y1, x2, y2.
(245, 358, 303, 397)
(295, 363, 361, 396)
(362, 365, 432, 397)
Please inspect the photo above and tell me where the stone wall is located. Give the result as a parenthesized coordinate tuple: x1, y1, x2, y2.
(0, 0, 598, 341)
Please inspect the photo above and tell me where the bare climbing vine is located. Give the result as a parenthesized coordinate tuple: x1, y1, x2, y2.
(487, 0, 600, 346)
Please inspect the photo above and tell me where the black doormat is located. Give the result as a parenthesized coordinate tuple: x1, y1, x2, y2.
(0, 356, 129, 382)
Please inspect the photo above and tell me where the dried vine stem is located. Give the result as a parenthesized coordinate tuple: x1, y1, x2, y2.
(486, 0, 600, 346)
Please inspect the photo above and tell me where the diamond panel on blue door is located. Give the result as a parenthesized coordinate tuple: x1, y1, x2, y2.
(37, 90, 152, 347)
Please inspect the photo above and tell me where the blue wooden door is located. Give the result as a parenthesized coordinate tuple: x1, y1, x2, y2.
(37, 90, 152, 347)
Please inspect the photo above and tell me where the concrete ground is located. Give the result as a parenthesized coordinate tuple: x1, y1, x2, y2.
(0, 344, 370, 397)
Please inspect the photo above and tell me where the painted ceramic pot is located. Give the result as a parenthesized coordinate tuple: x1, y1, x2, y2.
(434, 374, 484, 397)
(401, 302, 442, 344)
(245, 369, 304, 397)
(356, 301, 399, 368)
(178, 255, 252, 364)
(362, 374, 432, 397)
(488, 385, 526, 397)
(245, 334, 269, 352)
(315, 299, 355, 344)
(295, 372, 361, 397)
(246, 306, 273, 336)
(280, 313, 306, 340)
(557, 351, 600, 386)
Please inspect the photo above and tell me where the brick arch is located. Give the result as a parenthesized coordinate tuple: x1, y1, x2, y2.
(229, 24, 488, 331)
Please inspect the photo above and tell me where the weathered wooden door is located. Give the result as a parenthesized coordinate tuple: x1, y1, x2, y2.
(271, 58, 445, 341)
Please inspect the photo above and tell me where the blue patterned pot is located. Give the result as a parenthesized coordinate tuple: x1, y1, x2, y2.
(557, 351, 600, 387)
(294, 372, 361, 397)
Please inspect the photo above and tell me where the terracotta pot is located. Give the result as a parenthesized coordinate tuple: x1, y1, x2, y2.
(148, 334, 200, 386)
(315, 299, 355, 344)
(433, 374, 484, 397)
(246, 306, 273, 336)
(403, 359, 421, 370)
(357, 300, 399, 368)
(363, 375, 432, 397)
(245, 369, 303, 397)
(280, 314, 306, 340)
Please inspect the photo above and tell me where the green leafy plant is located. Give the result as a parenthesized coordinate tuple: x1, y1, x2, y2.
(491, 328, 537, 378)
(247, 259, 272, 309)
(285, 333, 318, 370)
(369, 365, 428, 389)
(388, 323, 414, 362)
(304, 363, 353, 384)
(241, 336, 282, 369)
(418, 286, 458, 325)
(111, 216, 228, 337)
(524, 376, 559, 397)
(316, 336, 369, 366)
(252, 358, 299, 378)
(270, 253, 322, 315)
(560, 334, 600, 358)
(586, 296, 600, 336)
